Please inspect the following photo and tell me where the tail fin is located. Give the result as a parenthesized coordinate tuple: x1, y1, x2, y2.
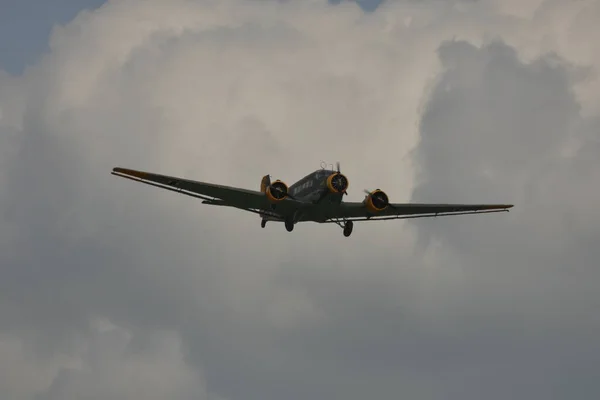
(259, 175, 271, 226)
(260, 175, 271, 193)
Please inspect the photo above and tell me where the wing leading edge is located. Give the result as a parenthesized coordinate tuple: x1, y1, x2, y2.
(110, 167, 302, 218)
(323, 201, 513, 223)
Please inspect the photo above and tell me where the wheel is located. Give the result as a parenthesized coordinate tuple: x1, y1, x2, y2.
(261, 220, 267, 228)
(343, 221, 353, 237)
(285, 219, 294, 232)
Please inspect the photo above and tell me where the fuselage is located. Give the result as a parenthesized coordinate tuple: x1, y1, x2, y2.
(262, 169, 347, 223)
(289, 169, 337, 202)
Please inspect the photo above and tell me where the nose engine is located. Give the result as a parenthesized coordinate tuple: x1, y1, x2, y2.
(326, 172, 349, 194)
(363, 189, 389, 212)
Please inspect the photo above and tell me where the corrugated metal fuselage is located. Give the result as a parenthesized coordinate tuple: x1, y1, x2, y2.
(262, 169, 345, 223)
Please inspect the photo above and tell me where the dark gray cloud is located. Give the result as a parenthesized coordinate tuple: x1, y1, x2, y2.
(408, 38, 600, 398)
(1, 1, 599, 399)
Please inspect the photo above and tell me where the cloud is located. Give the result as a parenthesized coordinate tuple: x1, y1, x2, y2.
(1, 0, 600, 399)
(0, 321, 211, 400)
(409, 34, 600, 351)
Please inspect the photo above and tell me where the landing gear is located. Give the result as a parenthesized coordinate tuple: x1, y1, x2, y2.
(343, 220, 353, 237)
(285, 218, 294, 232)
(261, 220, 267, 228)
(331, 218, 354, 237)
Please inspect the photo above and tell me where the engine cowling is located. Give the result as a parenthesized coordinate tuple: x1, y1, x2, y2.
(265, 180, 289, 202)
(326, 172, 349, 194)
(363, 189, 389, 213)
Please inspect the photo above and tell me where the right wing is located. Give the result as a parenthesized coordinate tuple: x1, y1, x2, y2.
(111, 167, 303, 218)
(323, 201, 513, 222)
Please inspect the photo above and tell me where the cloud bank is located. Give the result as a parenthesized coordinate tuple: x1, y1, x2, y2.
(1, 0, 599, 399)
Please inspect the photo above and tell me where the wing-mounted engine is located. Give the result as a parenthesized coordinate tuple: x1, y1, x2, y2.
(265, 180, 289, 202)
(261, 174, 289, 202)
(363, 189, 389, 213)
(326, 172, 349, 194)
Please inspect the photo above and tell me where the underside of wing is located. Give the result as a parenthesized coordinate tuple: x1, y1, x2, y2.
(323, 201, 513, 223)
(111, 167, 301, 219)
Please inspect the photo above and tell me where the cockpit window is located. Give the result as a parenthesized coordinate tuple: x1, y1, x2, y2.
(316, 170, 333, 179)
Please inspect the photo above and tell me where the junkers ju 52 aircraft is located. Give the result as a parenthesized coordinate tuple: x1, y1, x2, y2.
(111, 162, 513, 237)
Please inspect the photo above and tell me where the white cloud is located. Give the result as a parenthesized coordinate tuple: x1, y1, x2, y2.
(1, 0, 600, 399)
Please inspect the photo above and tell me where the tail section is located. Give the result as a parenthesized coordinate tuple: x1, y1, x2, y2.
(260, 175, 271, 193)
(260, 175, 270, 227)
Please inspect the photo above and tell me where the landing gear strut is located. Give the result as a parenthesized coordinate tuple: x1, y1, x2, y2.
(343, 220, 353, 237)
(331, 218, 354, 237)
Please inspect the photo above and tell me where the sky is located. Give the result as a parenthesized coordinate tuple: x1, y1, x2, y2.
(0, 0, 383, 74)
(0, 0, 107, 75)
(1, 0, 600, 399)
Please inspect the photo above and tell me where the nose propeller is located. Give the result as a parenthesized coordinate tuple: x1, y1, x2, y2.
(334, 161, 348, 195)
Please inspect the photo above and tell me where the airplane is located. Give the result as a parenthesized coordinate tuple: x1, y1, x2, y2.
(110, 162, 513, 237)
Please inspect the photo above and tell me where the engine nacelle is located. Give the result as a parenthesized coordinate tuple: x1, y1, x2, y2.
(363, 189, 389, 213)
(326, 173, 349, 194)
(265, 180, 289, 202)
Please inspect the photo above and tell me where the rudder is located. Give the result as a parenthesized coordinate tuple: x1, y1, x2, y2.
(260, 175, 271, 193)
(259, 175, 271, 227)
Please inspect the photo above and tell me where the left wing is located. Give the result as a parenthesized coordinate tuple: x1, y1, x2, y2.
(111, 167, 302, 217)
(323, 202, 513, 222)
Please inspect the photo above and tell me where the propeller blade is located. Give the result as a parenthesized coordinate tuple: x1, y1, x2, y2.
(362, 188, 394, 208)
(271, 184, 298, 200)
(336, 161, 340, 173)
